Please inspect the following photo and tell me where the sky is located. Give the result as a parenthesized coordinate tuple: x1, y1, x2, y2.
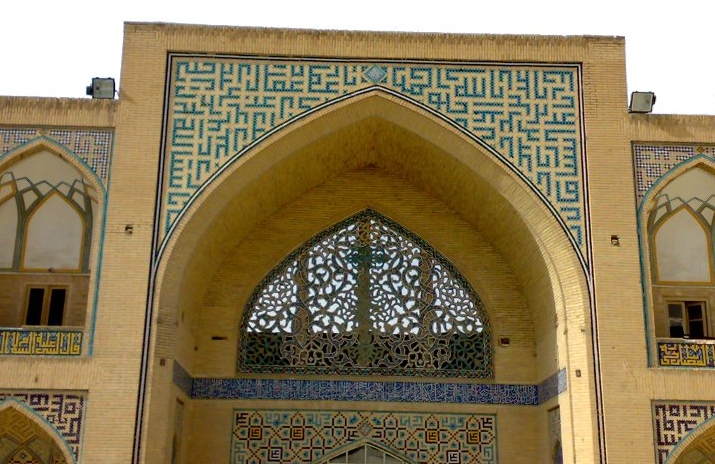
(1, 0, 713, 115)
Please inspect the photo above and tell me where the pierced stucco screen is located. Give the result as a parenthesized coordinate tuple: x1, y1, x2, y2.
(238, 209, 492, 378)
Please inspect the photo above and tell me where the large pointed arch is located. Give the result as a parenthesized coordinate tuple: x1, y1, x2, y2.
(141, 87, 595, 464)
(153, 88, 590, 351)
(156, 87, 585, 270)
(0, 399, 75, 464)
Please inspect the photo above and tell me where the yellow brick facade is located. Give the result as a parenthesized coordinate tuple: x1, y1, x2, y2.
(0, 22, 713, 464)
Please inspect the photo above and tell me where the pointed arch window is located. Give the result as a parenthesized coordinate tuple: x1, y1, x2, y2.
(238, 209, 492, 378)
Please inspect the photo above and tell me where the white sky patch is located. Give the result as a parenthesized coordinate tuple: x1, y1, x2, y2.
(1, 0, 713, 115)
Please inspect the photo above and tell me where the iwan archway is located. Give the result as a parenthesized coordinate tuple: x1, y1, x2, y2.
(142, 79, 594, 463)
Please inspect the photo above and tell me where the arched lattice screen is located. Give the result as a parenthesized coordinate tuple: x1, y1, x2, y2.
(237, 209, 492, 378)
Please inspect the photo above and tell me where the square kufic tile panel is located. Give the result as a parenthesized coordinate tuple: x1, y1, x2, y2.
(163, 58, 585, 256)
(0, 128, 113, 184)
(653, 401, 715, 464)
(231, 409, 496, 463)
(0, 391, 86, 462)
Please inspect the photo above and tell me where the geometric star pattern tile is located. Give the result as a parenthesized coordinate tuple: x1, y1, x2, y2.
(231, 409, 496, 464)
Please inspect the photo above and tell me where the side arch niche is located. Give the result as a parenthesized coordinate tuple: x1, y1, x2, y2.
(643, 162, 715, 342)
(0, 140, 102, 353)
(0, 401, 74, 464)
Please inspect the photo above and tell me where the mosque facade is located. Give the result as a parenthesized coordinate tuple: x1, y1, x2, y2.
(0, 22, 714, 463)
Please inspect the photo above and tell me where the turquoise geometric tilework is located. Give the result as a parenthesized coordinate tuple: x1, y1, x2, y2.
(231, 409, 496, 464)
(163, 56, 584, 255)
(0, 128, 113, 184)
(653, 401, 715, 463)
(0, 391, 86, 462)
(633, 143, 715, 205)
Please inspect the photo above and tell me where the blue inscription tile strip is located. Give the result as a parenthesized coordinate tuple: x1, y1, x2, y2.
(177, 361, 565, 405)
(538, 368, 568, 404)
(163, 57, 584, 256)
(192, 378, 538, 404)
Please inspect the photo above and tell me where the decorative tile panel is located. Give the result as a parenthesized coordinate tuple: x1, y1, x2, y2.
(163, 57, 584, 254)
(0, 128, 113, 184)
(653, 401, 715, 463)
(0, 391, 86, 462)
(231, 409, 496, 464)
(180, 367, 566, 405)
(0, 329, 82, 356)
(657, 340, 715, 368)
(633, 144, 715, 204)
(193, 378, 537, 404)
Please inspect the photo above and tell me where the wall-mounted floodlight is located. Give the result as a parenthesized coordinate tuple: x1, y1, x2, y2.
(629, 91, 656, 113)
(86, 77, 116, 99)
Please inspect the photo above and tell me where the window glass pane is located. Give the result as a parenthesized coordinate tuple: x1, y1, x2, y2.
(668, 303, 684, 337)
(689, 320, 706, 338)
(686, 303, 704, 320)
(25, 288, 45, 325)
(47, 288, 66, 326)
(668, 303, 683, 320)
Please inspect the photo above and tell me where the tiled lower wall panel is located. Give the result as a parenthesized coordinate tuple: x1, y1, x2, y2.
(231, 409, 496, 464)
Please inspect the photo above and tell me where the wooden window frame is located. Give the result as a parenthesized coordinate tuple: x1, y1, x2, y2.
(667, 300, 708, 339)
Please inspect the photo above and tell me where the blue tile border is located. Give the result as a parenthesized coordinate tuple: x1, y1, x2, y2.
(193, 378, 537, 404)
(175, 362, 565, 405)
